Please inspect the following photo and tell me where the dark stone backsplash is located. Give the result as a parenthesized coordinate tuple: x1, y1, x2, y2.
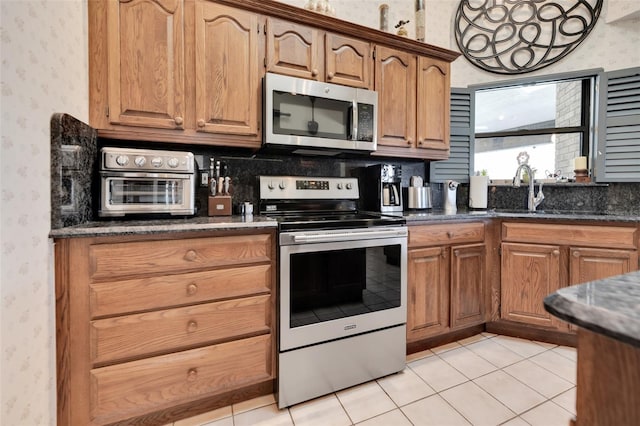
(447, 181, 639, 215)
(50, 113, 97, 229)
(50, 113, 640, 226)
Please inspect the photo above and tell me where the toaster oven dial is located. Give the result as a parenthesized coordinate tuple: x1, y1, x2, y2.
(116, 155, 129, 166)
(134, 156, 147, 167)
(168, 157, 180, 168)
(151, 157, 163, 168)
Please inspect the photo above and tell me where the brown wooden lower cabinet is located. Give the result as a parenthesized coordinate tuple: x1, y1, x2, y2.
(55, 230, 276, 426)
(500, 242, 564, 330)
(407, 223, 487, 345)
(499, 222, 639, 333)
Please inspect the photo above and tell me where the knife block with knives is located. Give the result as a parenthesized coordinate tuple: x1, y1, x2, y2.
(208, 158, 232, 216)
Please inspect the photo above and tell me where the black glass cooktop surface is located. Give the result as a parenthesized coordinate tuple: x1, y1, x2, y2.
(267, 211, 405, 231)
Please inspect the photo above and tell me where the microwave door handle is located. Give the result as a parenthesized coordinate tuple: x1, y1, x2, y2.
(351, 101, 358, 141)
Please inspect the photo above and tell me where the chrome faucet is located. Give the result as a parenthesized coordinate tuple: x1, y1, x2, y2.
(513, 164, 544, 212)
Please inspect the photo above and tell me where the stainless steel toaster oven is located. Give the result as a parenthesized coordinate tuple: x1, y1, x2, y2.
(99, 147, 196, 217)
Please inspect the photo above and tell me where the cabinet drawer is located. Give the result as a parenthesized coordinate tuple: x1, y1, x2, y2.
(91, 295, 271, 365)
(90, 264, 272, 317)
(90, 334, 273, 424)
(89, 234, 272, 281)
(502, 223, 637, 249)
(409, 222, 484, 247)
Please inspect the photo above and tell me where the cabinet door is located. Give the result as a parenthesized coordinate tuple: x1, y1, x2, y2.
(325, 34, 373, 89)
(195, 2, 262, 140)
(106, 0, 184, 129)
(416, 56, 450, 152)
(375, 46, 416, 149)
(451, 243, 485, 329)
(501, 243, 564, 329)
(266, 18, 323, 81)
(407, 246, 449, 342)
(570, 247, 638, 285)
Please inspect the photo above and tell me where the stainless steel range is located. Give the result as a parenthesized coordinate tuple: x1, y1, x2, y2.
(259, 176, 408, 409)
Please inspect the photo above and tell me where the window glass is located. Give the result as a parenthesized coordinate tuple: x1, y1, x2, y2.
(474, 79, 587, 180)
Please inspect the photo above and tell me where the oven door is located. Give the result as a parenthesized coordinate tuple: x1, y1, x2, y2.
(279, 226, 407, 351)
(99, 172, 195, 217)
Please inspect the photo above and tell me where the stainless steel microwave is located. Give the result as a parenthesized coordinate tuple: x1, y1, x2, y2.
(264, 72, 378, 154)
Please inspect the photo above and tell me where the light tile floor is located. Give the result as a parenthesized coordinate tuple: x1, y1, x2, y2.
(172, 333, 576, 426)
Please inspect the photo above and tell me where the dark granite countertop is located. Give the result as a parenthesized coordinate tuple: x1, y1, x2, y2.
(404, 209, 640, 223)
(544, 271, 640, 348)
(49, 215, 278, 238)
(49, 208, 640, 238)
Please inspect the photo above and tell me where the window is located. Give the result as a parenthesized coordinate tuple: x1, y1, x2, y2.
(473, 74, 595, 181)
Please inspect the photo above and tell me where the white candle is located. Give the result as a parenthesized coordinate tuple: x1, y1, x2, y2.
(574, 156, 587, 170)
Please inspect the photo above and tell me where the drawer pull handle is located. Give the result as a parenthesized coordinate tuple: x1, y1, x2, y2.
(187, 320, 198, 332)
(184, 250, 197, 261)
(186, 283, 198, 296)
(187, 368, 198, 382)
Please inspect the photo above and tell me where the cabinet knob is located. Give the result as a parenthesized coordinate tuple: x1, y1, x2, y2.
(184, 250, 197, 261)
(174, 116, 183, 126)
(406, 138, 412, 145)
(197, 119, 205, 128)
(186, 283, 198, 296)
(552, 249, 560, 256)
(454, 250, 460, 257)
(418, 139, 423, 146)
(311, 69, 319, 77)
(573, 251, 580, 257)
(187, 320, 198, 332)
(187, 368, 198, 382)
(327, 72, 334, 79)
(447, 231, 454, 238)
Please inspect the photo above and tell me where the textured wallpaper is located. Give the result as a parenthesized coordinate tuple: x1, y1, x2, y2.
(0, 1, 88, 425)
(0, 1, 638, 425)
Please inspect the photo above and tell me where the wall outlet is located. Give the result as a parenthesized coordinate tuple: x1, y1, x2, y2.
(200, 172, 209, 186)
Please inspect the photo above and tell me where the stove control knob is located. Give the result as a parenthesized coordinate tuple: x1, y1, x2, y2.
(134, 156, 146, 167)
(267, 181, 275, 190)
(167, 157, 180, 168)
(115, 155, 129, 166)
(336, 183, 343, 190)
(279, 181, 286, 190)
(151, 157, 163, 168)
(346, 183, 353, 190)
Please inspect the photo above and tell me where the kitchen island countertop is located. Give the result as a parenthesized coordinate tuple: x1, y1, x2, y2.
(544, 271, 640, 348)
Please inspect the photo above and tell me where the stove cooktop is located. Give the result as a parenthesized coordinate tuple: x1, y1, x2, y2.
(268, 211, 405, 231)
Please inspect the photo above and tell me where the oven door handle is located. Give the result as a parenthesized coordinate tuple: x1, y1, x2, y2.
(291, 228, 406, 243)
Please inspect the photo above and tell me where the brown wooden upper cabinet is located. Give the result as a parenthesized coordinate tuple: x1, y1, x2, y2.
(325, 33, 373, 89)
(104, 0, 185, 130)
(266, 18, 373, 89)
(195, 1, 264, 140)
(89, 0, 457, 155)
(266, 18, 323, 81)
(374, 46, 451, 159)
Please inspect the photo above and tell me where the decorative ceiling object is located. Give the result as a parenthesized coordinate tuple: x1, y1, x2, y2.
(454, 0, 604, 74)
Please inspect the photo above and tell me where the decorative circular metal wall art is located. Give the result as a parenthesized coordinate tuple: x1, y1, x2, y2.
(454, 0, 603, 74)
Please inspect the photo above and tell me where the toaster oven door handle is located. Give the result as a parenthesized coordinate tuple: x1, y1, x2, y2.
(100, 171, 192, 179)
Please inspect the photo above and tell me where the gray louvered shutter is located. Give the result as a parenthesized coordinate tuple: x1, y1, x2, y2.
(595, 67, 640, 182)
(430, 88, 474, 183)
